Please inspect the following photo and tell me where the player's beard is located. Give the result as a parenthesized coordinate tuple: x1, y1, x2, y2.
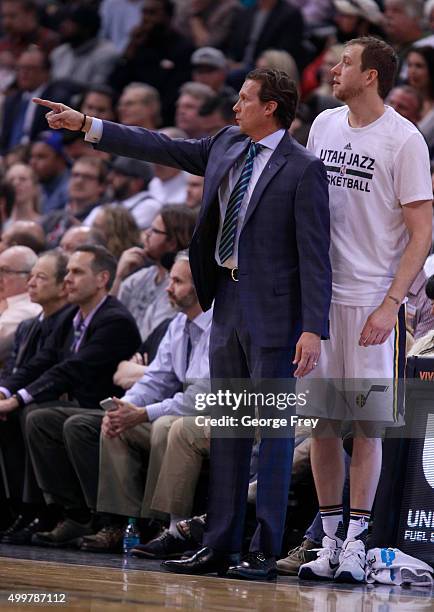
(335, 83, 365, 102)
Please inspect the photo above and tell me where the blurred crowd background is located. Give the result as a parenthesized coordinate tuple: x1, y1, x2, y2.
(0, 0, 433, 559)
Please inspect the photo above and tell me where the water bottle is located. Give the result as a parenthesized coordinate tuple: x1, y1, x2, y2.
(123, 517, 140, 555)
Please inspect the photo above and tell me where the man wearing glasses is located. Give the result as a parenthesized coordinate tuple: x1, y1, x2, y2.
(0, 246, 41, 364)
(42, 156, 108, 248)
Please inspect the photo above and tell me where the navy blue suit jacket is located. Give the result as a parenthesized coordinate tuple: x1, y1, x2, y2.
(96, 122, 332, 348)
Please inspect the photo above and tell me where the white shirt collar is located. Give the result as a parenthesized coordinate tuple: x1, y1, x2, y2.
(258, 128, 286, 151)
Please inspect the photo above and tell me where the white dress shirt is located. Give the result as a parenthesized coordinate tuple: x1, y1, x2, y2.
(215, 128, 285, 268)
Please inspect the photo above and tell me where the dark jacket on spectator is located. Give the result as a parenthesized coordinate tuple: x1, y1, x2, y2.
(1, 304, 74, 379)
(227, 0, 305, 69)
(1, 296, 141, 408)
(0, 80, 82, 154)
(109, 29, 194, 125)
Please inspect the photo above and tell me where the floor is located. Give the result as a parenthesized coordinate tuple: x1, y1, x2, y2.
(0, 545, 432, 611)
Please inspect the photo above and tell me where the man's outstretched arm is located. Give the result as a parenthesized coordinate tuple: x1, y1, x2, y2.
(33, 97, 214, 176)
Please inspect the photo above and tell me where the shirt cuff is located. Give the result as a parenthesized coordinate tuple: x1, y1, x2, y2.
(144, 402, 164, 422)
(17, 389, 33, 405)
(84, 117, 103, 143)
(0, 387, 11, 399)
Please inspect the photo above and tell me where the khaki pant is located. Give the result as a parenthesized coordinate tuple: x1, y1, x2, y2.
(151, 417, 209, 517)
(97, 415, 179, 519)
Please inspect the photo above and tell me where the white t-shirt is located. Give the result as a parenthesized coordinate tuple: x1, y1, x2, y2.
(307, 105, 432, 306)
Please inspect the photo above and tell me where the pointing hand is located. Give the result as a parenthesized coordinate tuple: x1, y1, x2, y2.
(32, 97, 87, 131)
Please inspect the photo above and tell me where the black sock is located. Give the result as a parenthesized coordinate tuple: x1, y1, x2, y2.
(65, 508, 91, 524)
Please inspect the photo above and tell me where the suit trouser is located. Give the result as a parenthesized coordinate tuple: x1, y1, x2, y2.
(97, 415, 178, 519)
(0, 411, 25, 503)
(0, 403, 51, 506)
(26, 405, 103, 510)
(151, 416, 210, 517)
(203, 274, 296, 556)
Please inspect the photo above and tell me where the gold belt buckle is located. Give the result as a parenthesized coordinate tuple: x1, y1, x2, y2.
(231, 267, 239, 282)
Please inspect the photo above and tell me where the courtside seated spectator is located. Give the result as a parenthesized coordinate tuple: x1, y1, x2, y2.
(80, 252, 212, 554)
(0, 246, 141, 548)
(0, 249, 71, 543)
(0, 246, 41, 363)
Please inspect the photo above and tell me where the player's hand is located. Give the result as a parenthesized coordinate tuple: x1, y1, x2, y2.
(293, 332, 321, 377)
(32, 98, 85, 131)
(359, 300, 399, 346)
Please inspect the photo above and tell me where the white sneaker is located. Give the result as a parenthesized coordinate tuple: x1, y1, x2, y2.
(298, 536, 342, 581)
(334, 539, 366, 584)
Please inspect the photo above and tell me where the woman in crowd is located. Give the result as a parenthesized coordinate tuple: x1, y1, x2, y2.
(91, 204, 141, 260)
(407, 46, 434, 138)
(4, 163, 41, 230)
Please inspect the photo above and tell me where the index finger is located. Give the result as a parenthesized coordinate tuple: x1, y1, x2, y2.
(32, 97, 60, 111)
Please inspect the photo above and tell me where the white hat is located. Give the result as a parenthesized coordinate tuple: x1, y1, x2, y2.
(334, 0, 384, 25)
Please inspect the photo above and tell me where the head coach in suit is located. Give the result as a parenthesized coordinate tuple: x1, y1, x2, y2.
(33, 69, 332, 579)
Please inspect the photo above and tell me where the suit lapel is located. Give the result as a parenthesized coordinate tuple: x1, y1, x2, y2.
(242, 131, 293, 229)
(15, 318, 41, 368)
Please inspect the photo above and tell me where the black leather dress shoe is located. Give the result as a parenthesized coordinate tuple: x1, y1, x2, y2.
(2, 516, 48, 545)
(226, 552, 277, 581)
(162, 546, 236, 576)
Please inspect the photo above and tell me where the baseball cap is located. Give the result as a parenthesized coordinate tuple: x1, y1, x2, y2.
(34, 130, 70, 163)
(334, 0, 384, 25)
(110, 156, 154, 183)
(191, 47, 226, 70)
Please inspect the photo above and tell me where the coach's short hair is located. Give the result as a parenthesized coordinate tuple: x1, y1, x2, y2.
(246, 68, 298, 129)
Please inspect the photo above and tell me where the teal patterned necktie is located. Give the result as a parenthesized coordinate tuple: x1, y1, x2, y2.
(218, 141, 262, 264)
